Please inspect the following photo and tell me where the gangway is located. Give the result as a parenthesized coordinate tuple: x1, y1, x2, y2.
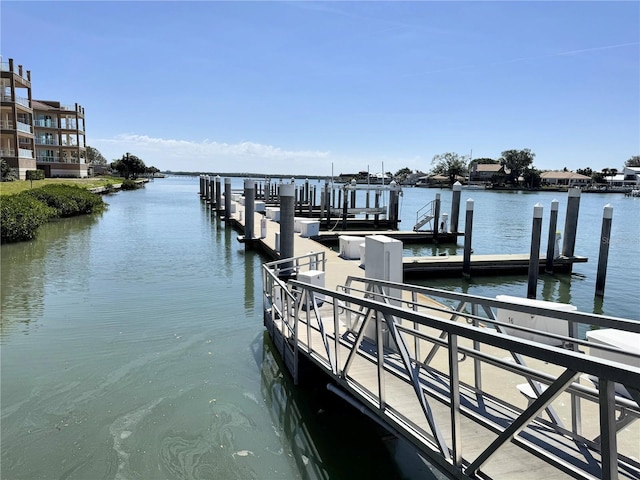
(262, 253, 640, 480)
(414, 200, 436, 232)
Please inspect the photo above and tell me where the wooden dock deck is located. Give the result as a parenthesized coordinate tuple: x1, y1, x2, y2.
(209, 194, 640, 480)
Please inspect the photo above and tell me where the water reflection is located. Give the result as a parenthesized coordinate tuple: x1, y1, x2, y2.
(1, 214, 100, 338)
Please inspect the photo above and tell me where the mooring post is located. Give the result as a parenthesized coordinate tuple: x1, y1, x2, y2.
(325, 182, 331, 227)
(374, 189, 381, 227)
(215, 175, 221, 213)
(305, 178, 309, 205)
(342, 184, 349, 230)
(350, 179, 357, 211)
(208, 176, 213, 203)
(545, 199, 559, 273)
(462, 199, 474, 278)
(595, 204, 613, 297)
(433, 193, 441, 241)
(528, 203, 544, 299)
(243, 179, 255, 242)
(389, 180, 400, 230)
(451, 181, 462, 235)
(562, 189, 581, 260)
(279, 182, 295, 276)
(199, 175, 204, 197)
(224, 177, 232, 222)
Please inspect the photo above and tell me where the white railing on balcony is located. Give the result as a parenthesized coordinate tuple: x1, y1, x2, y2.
(35, 138, 58, 146)
(34, 119, 58, 128)
(37, 155, 60, 163)
(60, 140, 78, 147)
(0, 148, 16, 157)
(15, 96, 30, 108)
(0, 62, 9, 72)
(16, 121, 31, 134)
(18, 148, 33, 158)
(0, 120, 14, 129)
(60, 103, 75, 111)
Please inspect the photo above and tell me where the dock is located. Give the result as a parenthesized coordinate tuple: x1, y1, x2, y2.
(202, 182, 640, 480)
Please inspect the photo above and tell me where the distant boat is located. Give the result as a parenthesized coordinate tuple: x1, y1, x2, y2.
(462, 183, 486, 190)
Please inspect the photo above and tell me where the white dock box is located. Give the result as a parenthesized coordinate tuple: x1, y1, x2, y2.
(339, 235, 364, 260)
(297, 270, 325, 307)
(266, 207, 280, 222)
(496, 295, 577, 346)
(359, 243, 366, 267)
(586, 328, 640, 398)
(255, 201, 266, 213)
(294, 217, 305, 233)
(300, 221, 320, 238)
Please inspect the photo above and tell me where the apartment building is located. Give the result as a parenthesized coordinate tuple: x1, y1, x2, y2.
(1, 57, 87, 179)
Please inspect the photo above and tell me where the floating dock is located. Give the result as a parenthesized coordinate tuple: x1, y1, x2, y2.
(201, 181, 639, 480)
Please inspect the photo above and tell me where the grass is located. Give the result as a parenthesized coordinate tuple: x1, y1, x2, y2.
(0, 177, 122, 196)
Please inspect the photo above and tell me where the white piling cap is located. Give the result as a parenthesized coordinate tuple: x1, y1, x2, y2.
(280, 183, 295, 197)
(225, 177, 231, 184)
(453, 181, 462, 191)
(533, 203, 543, 218)
(568, 188, 581, 198)
(551, 199, 559, 210)
(244, 178, 255, 189)
(466, 198, 474, 210)
(603, 204, 613, 219)
(215, 175, 220, 179)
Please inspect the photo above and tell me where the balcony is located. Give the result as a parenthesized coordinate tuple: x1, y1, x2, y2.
(1, 94, 30, 108)
(18, 148, 33, 158)
(34, 119, 58, 128)
(17, 121, 31, 133)
(35, 138, 59, 146)
(0, 120, 14, 130)
(0, 148, 16, 157)
(37, 155, 60, 163)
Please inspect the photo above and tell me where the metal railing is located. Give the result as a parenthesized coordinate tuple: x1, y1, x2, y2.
(36, 155, 60, 163)
(414, 199, 436, 231)
(262, 271, 640, 480)
(18, 148, 33, 158)
(34, 119, 58, 128)
(0, 148, 16, 157)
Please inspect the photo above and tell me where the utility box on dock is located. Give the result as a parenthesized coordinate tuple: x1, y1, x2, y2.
(496, 295, 577, 346)
(339, 235, 364, 260)
(255, 201, 265, 213)
(300, 221, 320, 238)
(363, 235, 404, 347)
(297, 270, 325, 307)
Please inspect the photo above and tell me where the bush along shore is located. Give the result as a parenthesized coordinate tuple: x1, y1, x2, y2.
(1, 184, 107, 243)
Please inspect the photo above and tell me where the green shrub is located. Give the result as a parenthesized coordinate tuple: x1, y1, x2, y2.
(24, 184, 105, 217)
(1, 194, 56, 243)
(120, 179, 139, 190)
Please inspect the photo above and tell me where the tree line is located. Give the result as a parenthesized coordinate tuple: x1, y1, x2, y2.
(393, 152, 640, 187)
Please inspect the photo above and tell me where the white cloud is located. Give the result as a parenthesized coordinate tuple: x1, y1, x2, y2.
(92, 134, 333, 174)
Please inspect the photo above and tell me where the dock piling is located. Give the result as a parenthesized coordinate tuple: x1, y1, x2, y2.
(561, 189, 581, 260)
(528, 203, 543, 299)
(215, 175, 221, 213)
(595, 204, 613, 297)
(224, 178, 231, 222)
(433, 193, 441, 242)
(462, 199, 474, 278)
(451, 182, 462, 234)
(279, 182, 295, 274)
(243, 179, 255, 242)
(545, 199, 559, 273)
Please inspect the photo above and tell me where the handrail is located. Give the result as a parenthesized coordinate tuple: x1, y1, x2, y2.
(414, 200, 435, 231)
(265, 270, 640, 480)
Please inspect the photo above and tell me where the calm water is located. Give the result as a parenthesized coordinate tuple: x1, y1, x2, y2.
(1, 177, 638, 480)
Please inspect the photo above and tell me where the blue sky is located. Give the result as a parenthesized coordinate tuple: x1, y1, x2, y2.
(2, 1, 638, 175)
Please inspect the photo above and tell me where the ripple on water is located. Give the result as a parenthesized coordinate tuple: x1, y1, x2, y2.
(159, 402, 258, 480)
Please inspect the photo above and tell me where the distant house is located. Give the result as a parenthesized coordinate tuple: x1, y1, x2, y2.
(623, 166, 640, 186)
(540, 171, 591, 187)
(470, 163, 503, 182)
